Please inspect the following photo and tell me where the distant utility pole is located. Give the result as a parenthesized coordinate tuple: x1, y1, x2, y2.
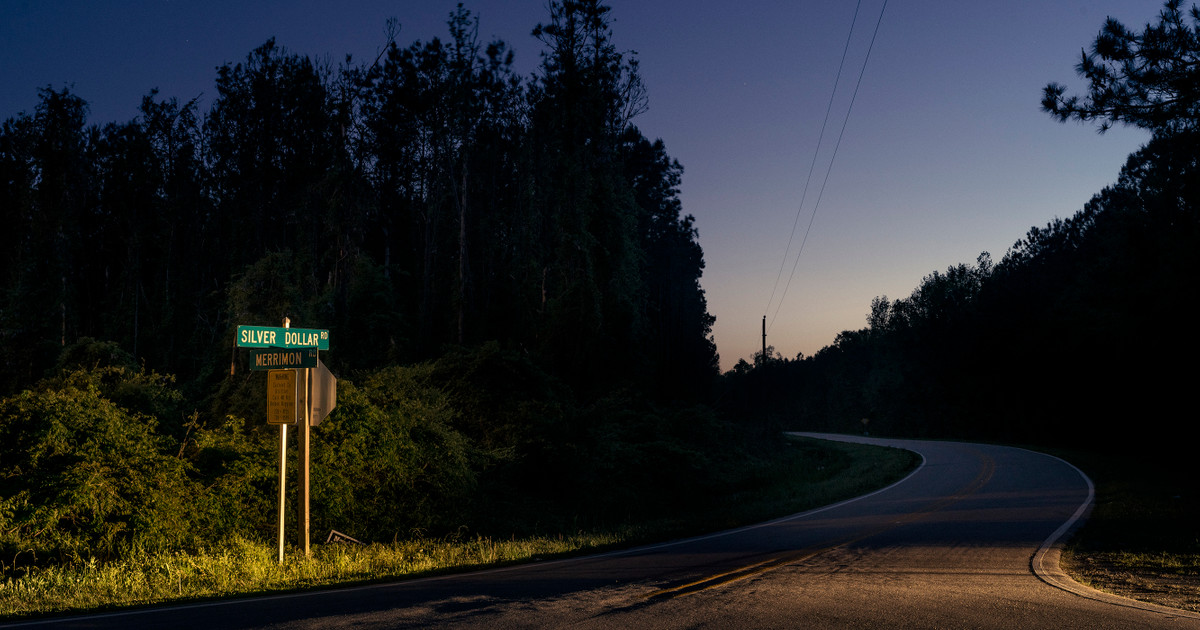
(762, 315, 767, 364)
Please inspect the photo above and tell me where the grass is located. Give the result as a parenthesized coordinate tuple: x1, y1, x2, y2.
(0, 530, 631, 618)
(1050, 447, 1200, 612)
(0, 436, 919, 620)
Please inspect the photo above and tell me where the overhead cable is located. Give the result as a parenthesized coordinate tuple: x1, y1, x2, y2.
(763, 0, 864, 322)
(767, 0, 889, 333)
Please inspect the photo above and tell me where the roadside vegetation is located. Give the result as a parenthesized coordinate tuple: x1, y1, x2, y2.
(0, 434, 917, 619)
(1056, 448, 1200, 613)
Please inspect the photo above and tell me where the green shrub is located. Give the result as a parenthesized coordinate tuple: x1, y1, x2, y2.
(41, 363, 191, 442)
(310, 371, 476, 541)
(182, 413, 275, 541)
(0, 373, 200, 572)
(423, 343, 568, 453)
(53, 337, 137, 373)
(0, 341, 770, 573)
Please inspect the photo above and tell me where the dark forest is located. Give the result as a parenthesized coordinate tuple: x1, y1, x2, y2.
(0, 2, 717, 399)
(1, 1, 730, 568)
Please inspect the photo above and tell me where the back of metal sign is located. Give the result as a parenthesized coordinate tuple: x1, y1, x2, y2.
(309, 360, 337, 426)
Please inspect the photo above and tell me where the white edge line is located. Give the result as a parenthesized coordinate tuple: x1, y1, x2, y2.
(796, 434, 1200, 620)
(1022, 448, 1200, 620)
(1, 432, 928, 628)
(23, 435, 1197, 624)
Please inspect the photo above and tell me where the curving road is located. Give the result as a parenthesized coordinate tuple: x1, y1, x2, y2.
(14, 434, 1200, 629)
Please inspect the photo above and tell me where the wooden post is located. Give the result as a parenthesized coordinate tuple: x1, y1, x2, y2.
(298, 365, 311, 557)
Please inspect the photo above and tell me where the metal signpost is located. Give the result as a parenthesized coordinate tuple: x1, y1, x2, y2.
(236, 320, 335, 563)
(297, 370, 310, 557)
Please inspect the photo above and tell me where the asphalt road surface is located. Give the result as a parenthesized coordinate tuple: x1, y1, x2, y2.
(13, 434, 1200, 629)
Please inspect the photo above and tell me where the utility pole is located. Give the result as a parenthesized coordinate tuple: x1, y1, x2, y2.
(761, 315, 767, 364)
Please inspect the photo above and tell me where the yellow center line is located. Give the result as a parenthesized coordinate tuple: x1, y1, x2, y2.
(645, 552, 824, 599)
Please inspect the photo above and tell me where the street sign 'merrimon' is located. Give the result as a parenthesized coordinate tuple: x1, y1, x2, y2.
(249, 348, 318, 370)
(237, 325, 329, 350)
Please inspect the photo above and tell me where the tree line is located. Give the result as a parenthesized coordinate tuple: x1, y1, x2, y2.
(0, 1, 718, 401)
(726, 0, 1199, 458)
(1, 1, 736, 573)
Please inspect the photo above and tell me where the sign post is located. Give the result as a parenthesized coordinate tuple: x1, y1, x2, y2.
(235, 320, 335, 563)
(276, 421, 287, 564)
(265, 319, 306, 564)
(298, 364, 311, 557)
(266, 367, 298, 563)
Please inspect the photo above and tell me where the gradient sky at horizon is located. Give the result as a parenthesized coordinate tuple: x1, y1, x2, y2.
(1, 0, 1157, 370)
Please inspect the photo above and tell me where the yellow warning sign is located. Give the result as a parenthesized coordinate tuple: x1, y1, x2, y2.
(267, 370, 297, 424)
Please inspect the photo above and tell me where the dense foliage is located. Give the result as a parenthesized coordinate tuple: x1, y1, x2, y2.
(0, 339, 769, 576)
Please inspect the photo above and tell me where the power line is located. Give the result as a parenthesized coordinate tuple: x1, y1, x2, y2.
(763, 0, 864, 323)
(766, 0, 889, 334)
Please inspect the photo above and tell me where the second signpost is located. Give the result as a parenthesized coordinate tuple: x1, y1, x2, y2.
(237, 319, 337, 563)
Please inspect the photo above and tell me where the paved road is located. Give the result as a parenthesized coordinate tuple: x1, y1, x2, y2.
(15, 434, 1200, 629)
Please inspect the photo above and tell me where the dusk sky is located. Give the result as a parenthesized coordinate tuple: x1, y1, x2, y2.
(1, 0, 1155, 370)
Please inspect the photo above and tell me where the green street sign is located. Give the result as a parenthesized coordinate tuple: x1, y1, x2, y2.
(249, 348, 318, 371)
(237, 325, 329, 350)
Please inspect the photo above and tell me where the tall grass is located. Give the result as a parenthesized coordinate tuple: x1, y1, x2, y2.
(1, 530, 631, 618)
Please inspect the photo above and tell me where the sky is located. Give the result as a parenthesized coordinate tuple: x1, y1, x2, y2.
(1, 0, 1157, 370)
